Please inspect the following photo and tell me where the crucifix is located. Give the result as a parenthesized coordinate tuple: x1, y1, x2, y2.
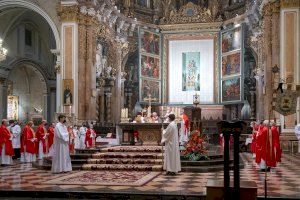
(143, 94, 157, 118)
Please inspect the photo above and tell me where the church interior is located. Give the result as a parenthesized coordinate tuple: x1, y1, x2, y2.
(0, 0, 299, 199)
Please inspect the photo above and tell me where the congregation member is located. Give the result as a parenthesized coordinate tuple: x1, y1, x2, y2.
(11, 120, 21, 159)
(78, 123, 87, 149)
(36, 120, 48, 159)
(20, 121, 37, 163)
(161, 114, 181, 175)
(52, 115, 72, 173)
(0, 119, 14, 165)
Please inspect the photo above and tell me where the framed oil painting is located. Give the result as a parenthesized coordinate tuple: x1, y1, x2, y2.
(140, 78, 160, 103)
(63, 79, 74, 106)
(221, 26, 241, 53)
(182, 52, 200, 91)
(221, 52, 241, 77)
(221, 77, 241, 102)
(140, 30, 160, 56)
(141, 55, 160, 79)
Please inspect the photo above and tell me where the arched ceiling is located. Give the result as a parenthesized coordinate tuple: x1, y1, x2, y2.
(0, 7, 56, 49)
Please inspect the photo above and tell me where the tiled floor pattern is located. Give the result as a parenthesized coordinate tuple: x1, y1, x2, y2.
(0, 153, 300, 199)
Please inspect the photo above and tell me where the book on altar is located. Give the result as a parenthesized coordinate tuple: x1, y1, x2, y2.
(106, 133, 113, 138)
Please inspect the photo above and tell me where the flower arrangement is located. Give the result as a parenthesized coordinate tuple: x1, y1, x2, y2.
(183, 129, 208, 161)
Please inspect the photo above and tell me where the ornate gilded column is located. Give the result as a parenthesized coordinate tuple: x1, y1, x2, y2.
(262, 1, 280, 119)
(57, 2, 79, 118)
(84, 18, 96, 119)
(78, 14, 87, 120)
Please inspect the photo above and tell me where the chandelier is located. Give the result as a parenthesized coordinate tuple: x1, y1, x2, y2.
(0, 38, 8, 62)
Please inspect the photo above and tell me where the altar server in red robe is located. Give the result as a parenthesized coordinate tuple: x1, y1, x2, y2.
(0, 119, 14, 165)
(20, 121, 37, 163)
(251, 121, 259, 158)
(255, 121, 268, 170)
(256, 120, 281, 171)
(68, 126, 75, 154)
(48, 123, 55, 149)
(36, 120, 48, 159)
(269, 122, 281, 167)
(47, 123, 55, 157)
(85, 125, 96, 149)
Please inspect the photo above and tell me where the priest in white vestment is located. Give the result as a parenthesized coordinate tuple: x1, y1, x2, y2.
(51, 115, 72, 173)
(161, 114, 181, 175)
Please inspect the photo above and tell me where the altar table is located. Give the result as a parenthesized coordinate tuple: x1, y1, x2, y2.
(117, 123, 180, 146)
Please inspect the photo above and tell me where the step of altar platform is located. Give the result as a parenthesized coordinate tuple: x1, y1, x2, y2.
(81, 163, 162, 171)
(101, 146, 163, 153)
(91, 152, 163, 159)
(181, 158, 233, 167)
(69, 158, 162, 165)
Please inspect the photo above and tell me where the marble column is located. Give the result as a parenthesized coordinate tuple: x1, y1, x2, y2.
(78, 15, 87, 120)
(0, 78, 7, 121)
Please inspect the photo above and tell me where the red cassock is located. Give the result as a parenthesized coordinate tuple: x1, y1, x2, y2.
(68, 127, 75, 153)
(183, 114, 189, 134)
(255, 125, 281, 167)
(251, 124, 258, 153)
(255, 125, 266, 164)
(0, 125, 14, 156)
(269, 125, 281, 167)
(47, 127, 54, 149)
(21, 125, 36, 154)
(36, 125, 47, 154)
(85, 129, 95, 149)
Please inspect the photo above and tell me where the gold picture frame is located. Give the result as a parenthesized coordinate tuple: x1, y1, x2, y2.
(63, 79, 74, 106)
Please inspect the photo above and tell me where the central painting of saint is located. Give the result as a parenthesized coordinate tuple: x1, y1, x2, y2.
(182, 52, 200, 91)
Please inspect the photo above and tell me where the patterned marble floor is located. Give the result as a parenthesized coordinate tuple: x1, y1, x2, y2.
(0, 153, 300, 199)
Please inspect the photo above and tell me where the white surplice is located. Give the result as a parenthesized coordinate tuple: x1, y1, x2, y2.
(11, 125, 21, 149)
(78, 127, 87, 149)
(73, 129, 80, 150)
(51, 122, 72, 173)
(161, 121, 181, 173)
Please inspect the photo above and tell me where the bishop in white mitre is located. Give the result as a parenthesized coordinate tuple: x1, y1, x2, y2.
(161, 114, 181, 175)
(51, 115, 72, 173)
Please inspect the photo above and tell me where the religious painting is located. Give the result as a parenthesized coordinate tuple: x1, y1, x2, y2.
(221, 77, 241, 102)
(221, 26, 241, 53)
(140, 79, 160, 103)
(140, 30, 160, 55)
(182, 52, 200, 91)
(141, 55, 160, 79)
(63, 79, 73, 106)
(221, 52, 241, 77)
(7, 95, 18, 120)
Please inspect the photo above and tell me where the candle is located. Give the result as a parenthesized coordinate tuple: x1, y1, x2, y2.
(125, 108, 128, 118)
(121, 109, 124, 118)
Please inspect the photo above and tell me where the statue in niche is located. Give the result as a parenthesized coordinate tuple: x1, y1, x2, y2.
(95, 43, 103, 77)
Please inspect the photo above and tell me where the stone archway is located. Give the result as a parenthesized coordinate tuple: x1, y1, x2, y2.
(0, 0, 60, 50)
